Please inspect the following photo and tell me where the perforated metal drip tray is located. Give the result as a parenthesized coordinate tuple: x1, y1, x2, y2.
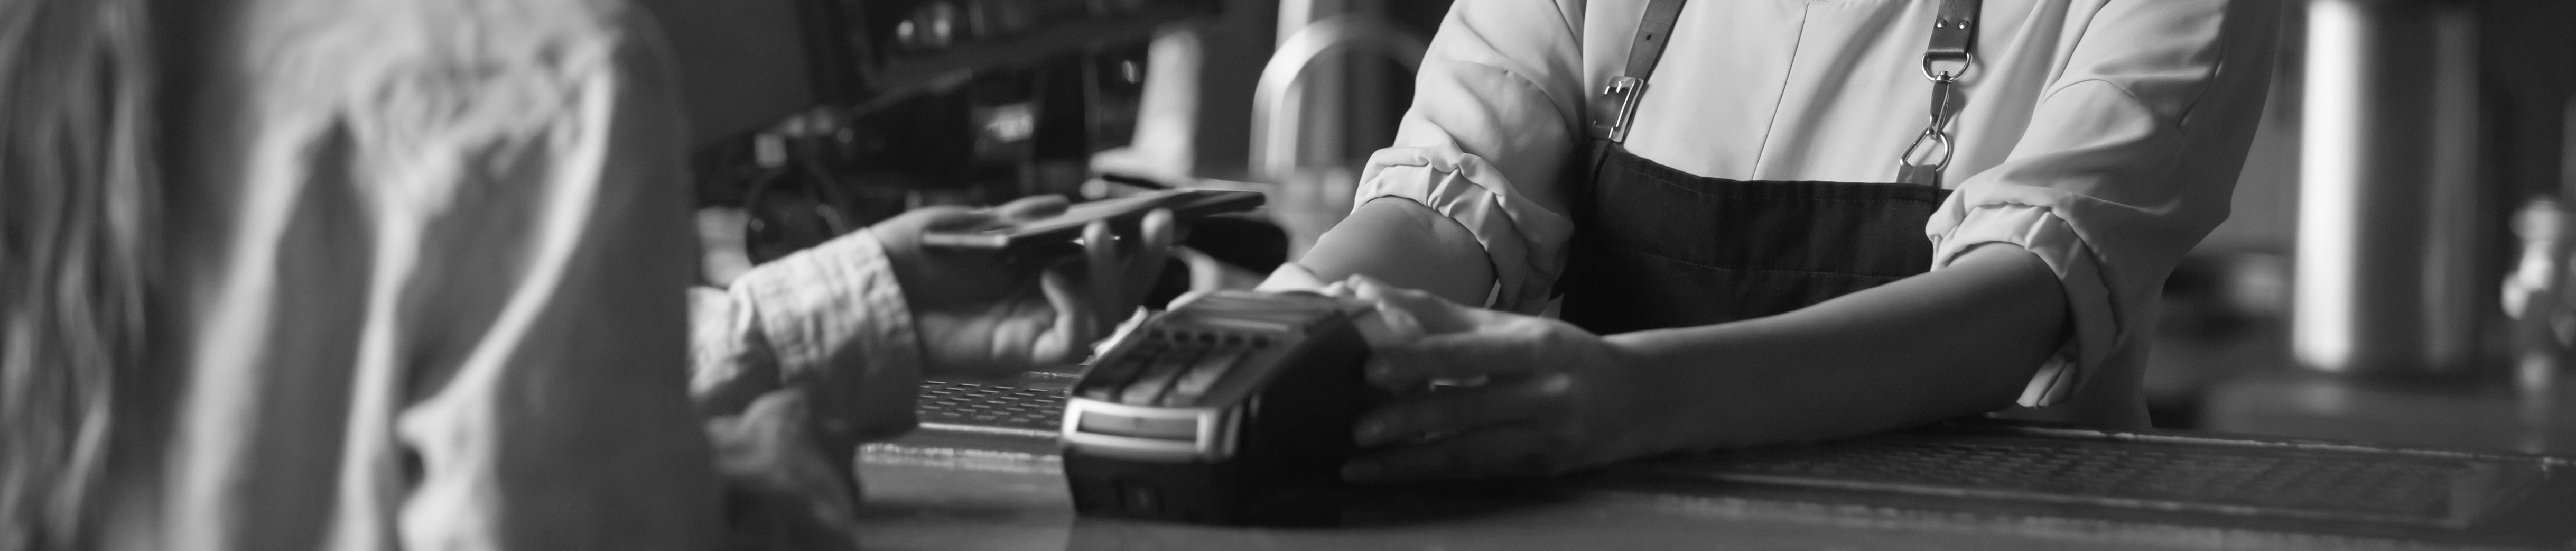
(1607, 422, 2572, 531)
(916, 375, 1074, 436)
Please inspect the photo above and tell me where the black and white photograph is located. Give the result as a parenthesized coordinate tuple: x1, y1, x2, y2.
(4, 0, 2574, 549)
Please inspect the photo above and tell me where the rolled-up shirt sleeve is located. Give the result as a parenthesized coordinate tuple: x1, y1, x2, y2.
(1354, 0, 1587, 313)
(1926, 0, 2279, 407)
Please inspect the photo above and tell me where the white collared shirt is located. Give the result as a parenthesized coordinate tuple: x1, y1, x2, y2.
(1353, 0, 2282, 426)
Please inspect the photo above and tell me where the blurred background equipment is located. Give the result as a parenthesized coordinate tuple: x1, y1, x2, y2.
(2183, 0, 2576, 454)
(655, 0, 1447, 292)
(2291, 0, 2484, 378)
(1247, 8, 1425, 254)
(678, 0, 1219, 268)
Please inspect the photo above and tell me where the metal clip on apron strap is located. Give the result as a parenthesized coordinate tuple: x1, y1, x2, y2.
(1588, 0, 1689, 143)
(1588, 0, 1979, 184)
(1898, 0, 1982, 187)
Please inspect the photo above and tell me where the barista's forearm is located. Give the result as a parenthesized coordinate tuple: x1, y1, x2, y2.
(1607, 244, 2069, 449)
(1296, 197, 1496, 306)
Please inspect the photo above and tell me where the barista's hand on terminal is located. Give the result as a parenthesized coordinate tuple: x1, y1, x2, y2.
(873, 195, 1177, 379)
(1336, 276, 1664, 481)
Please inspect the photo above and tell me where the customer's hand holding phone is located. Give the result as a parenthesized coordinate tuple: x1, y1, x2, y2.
(871, 195, 1177, 379)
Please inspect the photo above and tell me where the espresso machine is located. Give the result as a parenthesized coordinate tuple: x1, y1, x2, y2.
(694, 0, 1222, 264)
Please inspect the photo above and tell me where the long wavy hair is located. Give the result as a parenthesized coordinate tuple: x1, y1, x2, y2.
(0, 0, 158, 548)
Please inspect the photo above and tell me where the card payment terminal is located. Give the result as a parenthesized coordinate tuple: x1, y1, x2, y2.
(1059, 290, 1381, 525)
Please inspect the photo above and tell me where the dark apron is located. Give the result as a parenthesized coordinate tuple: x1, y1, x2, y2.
(1556, 0, 1979, 334)
(1558, 144, 1949, 334)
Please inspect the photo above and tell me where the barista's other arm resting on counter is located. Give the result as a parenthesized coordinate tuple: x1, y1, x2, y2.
(1297, 0, 2278, 480)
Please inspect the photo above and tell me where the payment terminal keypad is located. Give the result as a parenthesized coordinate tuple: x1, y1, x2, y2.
(1081, 329, 1272, 407)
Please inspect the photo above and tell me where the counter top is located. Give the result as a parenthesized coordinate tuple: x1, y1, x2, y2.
(858, 388, 2576, 551)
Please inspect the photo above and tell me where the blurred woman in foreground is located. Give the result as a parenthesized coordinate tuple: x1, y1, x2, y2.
(0, 1, 1165, 549)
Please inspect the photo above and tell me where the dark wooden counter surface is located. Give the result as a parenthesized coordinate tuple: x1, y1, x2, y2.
(857, 379, 2576, 551)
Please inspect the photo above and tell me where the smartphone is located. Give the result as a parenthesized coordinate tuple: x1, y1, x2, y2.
(921, 189, 1265, 255)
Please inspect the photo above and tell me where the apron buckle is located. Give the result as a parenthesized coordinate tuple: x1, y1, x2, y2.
(1588, 76, 1649, 142)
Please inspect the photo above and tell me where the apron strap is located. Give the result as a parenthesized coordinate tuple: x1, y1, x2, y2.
(1926, 0, 1980, 69)
(1562, 0, 1978, 301)
(1587, 0, 1690, 143)
(1589, 0, 1980, 156)
(1568, 0, 1693, 300)
(1896, 0, 1982, 187)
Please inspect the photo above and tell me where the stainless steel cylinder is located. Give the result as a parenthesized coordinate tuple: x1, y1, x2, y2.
(2293, 0, 2483, 376)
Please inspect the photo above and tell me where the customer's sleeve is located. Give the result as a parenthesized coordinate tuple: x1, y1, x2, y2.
(680, 230, 923, 550)
(689, 229, 927, 452)
(1924, 0, 2281, 407)
(1354, 0, 1588, 314)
